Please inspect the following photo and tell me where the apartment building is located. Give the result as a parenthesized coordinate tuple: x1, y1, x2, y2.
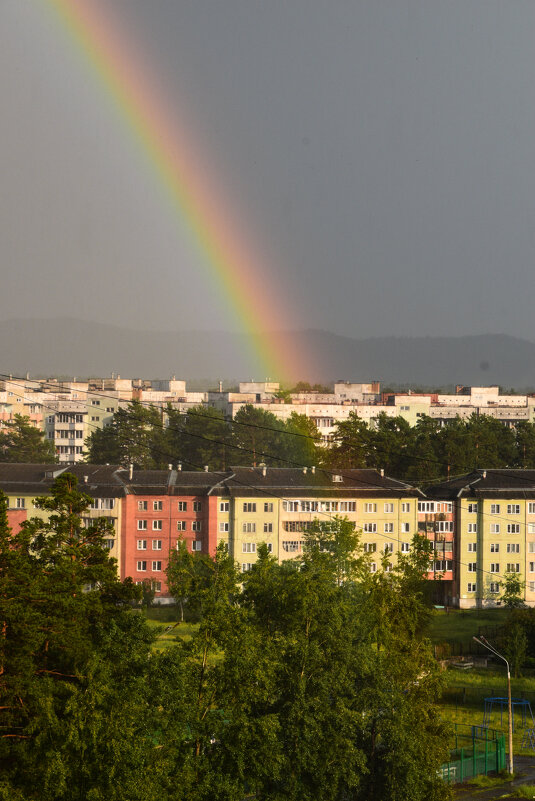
(428, 470, 535, 608)
(0, 463, 124, 566)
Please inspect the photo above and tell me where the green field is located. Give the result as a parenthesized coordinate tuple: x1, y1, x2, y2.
(428, 607, 509, 645)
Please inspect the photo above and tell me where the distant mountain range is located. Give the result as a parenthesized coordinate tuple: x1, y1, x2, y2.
(1, 318, 535, 388)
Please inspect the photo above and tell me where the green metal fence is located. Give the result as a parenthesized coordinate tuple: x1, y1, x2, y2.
(440, 723, 506, 784)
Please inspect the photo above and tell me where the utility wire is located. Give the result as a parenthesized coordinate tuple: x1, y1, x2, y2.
(0, 380, 530, 590)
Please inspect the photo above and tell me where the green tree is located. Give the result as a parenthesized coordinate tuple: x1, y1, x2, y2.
(327, 411, 371, 469)
(0, 415, 56, 463)
(166, 405, 230, 470)
(0, 474, 163, 801)
(229, 404, 287, 466)
(166, 537, 196, 621)
(85, 401, 163, 468)
(501, 571, 526, 610)
(281, 412, 323, 468)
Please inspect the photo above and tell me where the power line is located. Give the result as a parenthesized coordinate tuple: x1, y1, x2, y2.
(0, 374, 528, 585)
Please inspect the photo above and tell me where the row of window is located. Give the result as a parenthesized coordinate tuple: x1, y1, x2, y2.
(418, 502, 453, 513)
(139, 500, 203, 512)
(467, 562, 521, 573)
(137, 520, 202, 531)
(364, 522, 412, 533)
(469, 542, 522, 553)
(468, 582, 535, 594)
(137, 540, 163, 550)
(465, 503, 535, 515)
(242, 543, 273, 553)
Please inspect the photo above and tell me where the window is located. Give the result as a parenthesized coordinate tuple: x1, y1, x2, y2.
(219, 522, 229, 533)
(104, 539, 114, 550)
(507, 543, 520, 553)
(401, 542, 410, 553)
(137, 520, 147, 530)
(264, 502, 273, 513)
(152, 540, 162, 550)
(490, 504, 501, 514)
(529, 542, 535, 553)
(177, 521, 186, 531)
(369, 563, 377, 573)
(507, 524, 520, 534)
(418, 502, 435, 513)
(507, 504, 520, 515)
(529, 503, 535, 514)
(243, 503, 256, 513)
(384, 543, 394, 553)
(242, 543, 256, 553)
(138, 501, 148, 511)
(137, 540, 147, 550)
(490, 563, 500, 573)
(193, 501, 202, 512)
(489, 583, 500, 594)
(152, 581, 162, 593)
(192, 521, 202, 532)
(490, 543, 500, 553)
(401, 522, 410, 534)
(467, 583, 476, 593)
(384, 522, 394, 533)
(436, 521, 454, 532)
(364, 523, 377, 533)
(339, 501, 356, 512)
(364, 503, 377, 513)
(384, 503, 394, 513)
(266, 543, 273, 553)
(385, 562, 393, 572)
(241, 563, 254, 572)
(468, 563, 477, 572)
(220, 501, 229, 512)
(152, 520, 163, 531)
(364, 543, 377, 553)
(153, 500, 163, 511)
(152, 561, 162, 571)
(468, 503, 478, 513)
(490, 524, 500, 534)
(192, 540, 202, 552)
(467, 543, 477, 552)
(242, 522, 256, 533)
(282, 541, 300, 552)
(529, 524, 535, 534)
(467, 523, 477, 533)
(264, 522, 273, 533)
(15, 498, 25, 509)
(530, 563, 535, 573)
(178, 501, 188, 511)
(137, 561, 147, 572)
(283, 501, 299, 512)
(401, 502, 411, 513)
(506, 563, 520, 573)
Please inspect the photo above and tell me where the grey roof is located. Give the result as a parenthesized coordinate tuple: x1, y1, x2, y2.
(426, 469, 535, 500)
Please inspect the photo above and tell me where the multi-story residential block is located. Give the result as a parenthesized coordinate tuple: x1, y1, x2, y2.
(428, 470, 535, 608)
(0, 463, 123, 566)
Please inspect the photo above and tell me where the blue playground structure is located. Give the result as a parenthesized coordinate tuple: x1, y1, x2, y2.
(483, 696, 534, 733)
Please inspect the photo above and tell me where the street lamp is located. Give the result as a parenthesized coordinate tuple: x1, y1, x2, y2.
(473, 635, 513, 774)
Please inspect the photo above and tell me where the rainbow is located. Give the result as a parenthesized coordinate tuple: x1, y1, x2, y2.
(44, 0, 311, 383)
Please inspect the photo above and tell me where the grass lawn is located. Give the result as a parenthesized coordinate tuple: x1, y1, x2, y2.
(428, 607, 509, 645)
(136, 606, 200, 652)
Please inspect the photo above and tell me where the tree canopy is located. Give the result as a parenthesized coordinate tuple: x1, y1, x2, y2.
(1, 481, 451, 800)
(0, 415, 56, 463)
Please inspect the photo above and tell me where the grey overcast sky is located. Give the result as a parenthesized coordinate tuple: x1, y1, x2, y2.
(2, 1, 535, 339)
